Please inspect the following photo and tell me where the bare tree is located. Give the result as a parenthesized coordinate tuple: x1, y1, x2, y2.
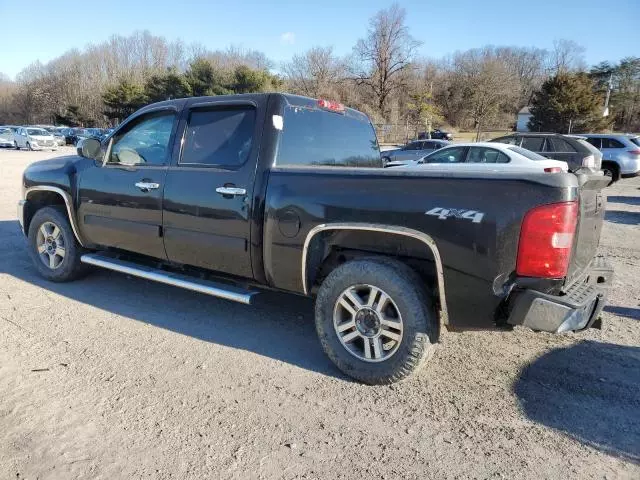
(549, 39, 586, 75)
(452, 49, 519, 139)
(350, 3, 421, 119)
(282, 46, 344, 98)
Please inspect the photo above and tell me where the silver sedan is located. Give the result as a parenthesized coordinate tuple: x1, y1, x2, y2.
(382, 139, 450, 166)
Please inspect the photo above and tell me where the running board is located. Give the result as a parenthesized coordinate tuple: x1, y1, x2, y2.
(81, 253, 256, 305)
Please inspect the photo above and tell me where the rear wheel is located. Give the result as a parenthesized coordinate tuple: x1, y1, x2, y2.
(27, 207, 90, 282)
(315, 258, 439, 384)
(602, 161, 620, 183)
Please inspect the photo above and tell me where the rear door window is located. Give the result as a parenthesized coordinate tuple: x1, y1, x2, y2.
(466, 147, 510, 163)
(601, 138, 625, 149)
(547, 137, 577, 152)
(276, 106, 380, 168)
(180, 107, 256, 167)
(521, 137, 545, 151)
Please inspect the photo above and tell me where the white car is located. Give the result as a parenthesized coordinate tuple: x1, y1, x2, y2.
(0, 127, 15, 148)
(583, 134, 640, 180)
(391, 142, 569, 174)
(14, 127, 58, 151)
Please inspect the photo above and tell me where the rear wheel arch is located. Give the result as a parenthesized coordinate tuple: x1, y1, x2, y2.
(302, 223, 448, 325)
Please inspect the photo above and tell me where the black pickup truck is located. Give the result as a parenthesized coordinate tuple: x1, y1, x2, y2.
(18, 93, 613, 384)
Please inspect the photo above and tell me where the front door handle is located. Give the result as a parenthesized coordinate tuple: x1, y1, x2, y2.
(216, 187, 247, 196)
(135, 181, 160, 192)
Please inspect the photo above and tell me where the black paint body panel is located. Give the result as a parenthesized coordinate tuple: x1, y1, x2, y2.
(21, 93, 607, 331)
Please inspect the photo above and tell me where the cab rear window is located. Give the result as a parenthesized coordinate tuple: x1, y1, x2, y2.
(276, 105, 381, 168)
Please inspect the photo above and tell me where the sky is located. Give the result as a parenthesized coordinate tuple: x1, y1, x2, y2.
(0, 0, 638, 79)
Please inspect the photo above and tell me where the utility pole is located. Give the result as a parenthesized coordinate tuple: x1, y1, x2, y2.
(603, 72, 613, 117)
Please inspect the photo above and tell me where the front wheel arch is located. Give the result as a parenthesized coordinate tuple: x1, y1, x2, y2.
(24, 188, 85, 247)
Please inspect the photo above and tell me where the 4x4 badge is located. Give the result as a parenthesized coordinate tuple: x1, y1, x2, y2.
(425, 207, 485, 224)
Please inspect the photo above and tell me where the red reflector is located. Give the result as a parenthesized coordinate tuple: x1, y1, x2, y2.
(516, 202, 578, 278)
(627, 150, 640, 156)
(318, 99, 345, 112)
(544, 167, 562, 173)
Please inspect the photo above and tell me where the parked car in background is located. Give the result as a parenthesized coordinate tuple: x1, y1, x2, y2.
(489, 133, 602, 174)
(0, 127, 15, 148)
(389, 142, 569, 173)
(14, 127, 58, 151)
(418, 129, 454, 141)
(44, 127, 67, 147)
(58, 128, 76, 145)
(381, 139, 450, 165)
(583, 134, 640, 181)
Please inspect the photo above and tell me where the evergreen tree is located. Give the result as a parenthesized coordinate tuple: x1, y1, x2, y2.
(184, 58, 231, 96)
(529, 73, 610, 133)
(102, 80, 146, 122)
(144, 69, 192, 103)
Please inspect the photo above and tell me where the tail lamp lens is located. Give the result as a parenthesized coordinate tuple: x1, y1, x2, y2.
(516, 201, 578, 278)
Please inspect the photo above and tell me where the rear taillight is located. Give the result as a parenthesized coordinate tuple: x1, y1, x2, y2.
(581, 155, 596, 168)
(317, 99, 345, 113)
(627, 150, 640, 156)
(544, 167, 562, 173)
(516, 202, 578, 278)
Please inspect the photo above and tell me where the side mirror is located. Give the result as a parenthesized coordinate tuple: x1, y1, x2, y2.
(77, 137, 101, 160)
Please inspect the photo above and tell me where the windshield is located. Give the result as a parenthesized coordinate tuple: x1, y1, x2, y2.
(27, 128, 49, 136)
(630, 137, 640, 147)
(508, 146, 547, 160)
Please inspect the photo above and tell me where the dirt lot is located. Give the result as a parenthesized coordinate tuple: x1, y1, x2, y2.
(1, 147, 638, 480)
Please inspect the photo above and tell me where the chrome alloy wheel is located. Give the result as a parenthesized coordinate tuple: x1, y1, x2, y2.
(333, 284, 404, 362)
(36, 221, 66, 270)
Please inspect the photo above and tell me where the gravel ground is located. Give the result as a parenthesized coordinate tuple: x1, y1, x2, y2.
(1, 147, 638, 480)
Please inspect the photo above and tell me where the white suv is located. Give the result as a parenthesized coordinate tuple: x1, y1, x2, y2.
(14, 127, 58, 151)
(584, 134, 640, 182)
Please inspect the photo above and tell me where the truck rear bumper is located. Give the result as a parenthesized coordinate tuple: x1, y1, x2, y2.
(507, 258, 614, 333)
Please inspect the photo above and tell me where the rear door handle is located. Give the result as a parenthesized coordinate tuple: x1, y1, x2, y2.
(216, 187, 246, 196)
(135, 182, 160, 192)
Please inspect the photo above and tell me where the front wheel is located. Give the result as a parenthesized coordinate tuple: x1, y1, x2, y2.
(27, 206, 90, 282)
(315, 258, 439, 384)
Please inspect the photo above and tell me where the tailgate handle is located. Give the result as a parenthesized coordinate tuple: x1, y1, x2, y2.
(596, 194, 603, 213)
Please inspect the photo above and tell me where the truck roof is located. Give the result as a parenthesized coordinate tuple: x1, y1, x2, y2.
(138, 93, 371, 124)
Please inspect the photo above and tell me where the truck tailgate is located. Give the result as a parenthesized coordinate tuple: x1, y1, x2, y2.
(566, 172, 611, 287)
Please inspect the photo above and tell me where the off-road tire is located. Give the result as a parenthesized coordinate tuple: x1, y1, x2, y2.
(315, 257, 439, 384)
(27, 206, 90, 282)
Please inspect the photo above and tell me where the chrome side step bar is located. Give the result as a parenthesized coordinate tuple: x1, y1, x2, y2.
(81, 253, 256, 305)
